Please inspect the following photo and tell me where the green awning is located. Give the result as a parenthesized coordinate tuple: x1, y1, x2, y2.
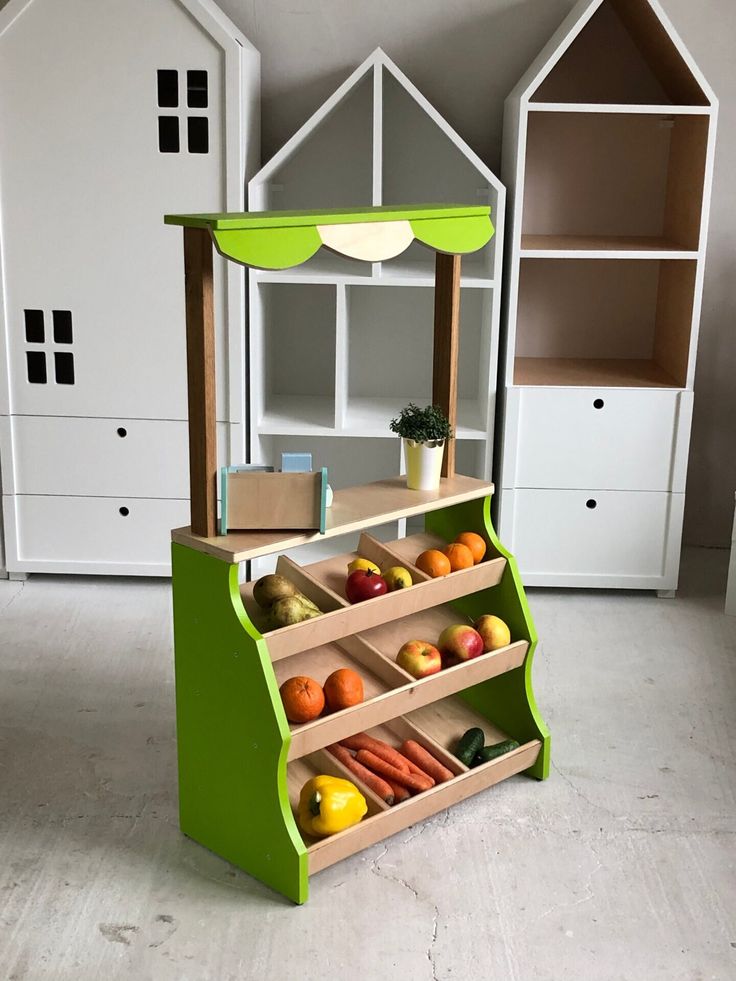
(165, 204, 494, 270)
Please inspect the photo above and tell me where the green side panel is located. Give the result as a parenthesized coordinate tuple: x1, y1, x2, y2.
(165, 203, 490, 230)
(425, 497, 550, 780)
(212, 225, 322, 270)
(410, 214, 495, 255)
(172, 543, 308, 903)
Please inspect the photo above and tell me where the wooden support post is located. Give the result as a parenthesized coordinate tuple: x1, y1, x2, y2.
(183, 227, 218, 537)
(432, 252, 462, 479)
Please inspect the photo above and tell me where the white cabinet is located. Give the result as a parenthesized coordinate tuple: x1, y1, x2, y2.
(248, 49, 504, 538)
(0, 0, 260, 575)
(496, 0, 717, 592)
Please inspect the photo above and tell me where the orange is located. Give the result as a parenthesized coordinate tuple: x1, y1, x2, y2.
(279, 676, 325, 723)
(324, 668, 364, 712)
(416, 548, 452, 578)
(454, 531, 487, 565)
(443, 542, 474, 571)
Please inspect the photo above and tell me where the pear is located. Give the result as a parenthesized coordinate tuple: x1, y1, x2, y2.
(269, 596, 321, 628)
(253, 574, 298, 609)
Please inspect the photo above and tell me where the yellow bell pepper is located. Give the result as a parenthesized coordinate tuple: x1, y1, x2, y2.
(297, 775, 367, 838)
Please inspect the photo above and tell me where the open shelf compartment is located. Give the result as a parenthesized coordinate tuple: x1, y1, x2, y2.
(291, 696, 542, 874)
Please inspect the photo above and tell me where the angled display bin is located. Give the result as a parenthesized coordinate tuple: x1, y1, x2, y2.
(165, 204, 550, 903)
(496, 0, 717, 593)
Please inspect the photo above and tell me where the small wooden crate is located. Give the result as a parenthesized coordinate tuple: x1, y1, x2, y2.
(220, 467, 328, 534)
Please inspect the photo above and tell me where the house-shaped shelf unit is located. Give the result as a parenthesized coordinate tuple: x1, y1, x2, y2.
(247, 50, 505, 559)
(0, 0, 259, 576)
(496, 0, 717, 591)
(164, 205, 550, 903)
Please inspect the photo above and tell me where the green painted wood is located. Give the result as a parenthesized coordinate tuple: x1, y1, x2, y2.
(172, 542, 308, 903)
(212, 225, 322, 270)
(164, 204, 490, 230)
(410, 214, 494, 255)
(425, 497, 551, 780)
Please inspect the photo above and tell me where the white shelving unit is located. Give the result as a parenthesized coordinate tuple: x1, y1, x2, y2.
(0, 0, 259, 575)
(248, 49, 504, 572)
(496, 0, 717, 592)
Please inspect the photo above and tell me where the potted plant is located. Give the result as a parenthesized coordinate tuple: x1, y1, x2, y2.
(390, 403, 453, 491)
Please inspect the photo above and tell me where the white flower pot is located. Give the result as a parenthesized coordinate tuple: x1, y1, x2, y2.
(404, 438, 445, 491)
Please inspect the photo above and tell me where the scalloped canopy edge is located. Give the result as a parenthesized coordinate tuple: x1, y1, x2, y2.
(165, 205, 494, 270)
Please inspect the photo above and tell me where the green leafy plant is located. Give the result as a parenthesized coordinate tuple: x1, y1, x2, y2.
(389, 403, 453, 443)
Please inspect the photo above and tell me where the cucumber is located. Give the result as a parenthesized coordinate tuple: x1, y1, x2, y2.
(454, 727, 485, 766)
(471, 739, 520, 767)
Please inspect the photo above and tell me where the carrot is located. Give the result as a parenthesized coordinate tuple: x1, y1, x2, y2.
(326, 744, 395, 805)
(400, 740, 454, 784)
(385, 778, 411, 804)
(340, 734, 411, 772)
(405, 759, 434, 782)
(355, 749, 433, 793)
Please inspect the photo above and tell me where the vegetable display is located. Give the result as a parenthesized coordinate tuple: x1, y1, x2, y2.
(453, 728, 521, 768)
(297, 775, 367, 838)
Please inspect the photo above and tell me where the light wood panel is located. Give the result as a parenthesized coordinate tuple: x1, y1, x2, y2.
(662, 115, 710, 250)
(306, 738, 541, 872)
(520, 233, 697, 257)
(226, 471, 323, 531)
(183, 227, 217, 538)
(514, 357, 680, 388)
(172, 474, 494, 563)
(653, 261, 697, 388)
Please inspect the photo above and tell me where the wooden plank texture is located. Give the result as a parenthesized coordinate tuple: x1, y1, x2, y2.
(433, 252, 462, 478)
(183, 227, 217, 537)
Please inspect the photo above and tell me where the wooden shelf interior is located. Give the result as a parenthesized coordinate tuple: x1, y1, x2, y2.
(514, 258, 695, 387)
(530, 0, 710, 106)
(522, 112, 709, 250)
(287, 698, 541, 873)
(519, 234, 697, 256)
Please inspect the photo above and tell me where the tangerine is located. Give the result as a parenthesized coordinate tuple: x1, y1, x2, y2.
(454, 531, 487, 564)
(443, 542, 474, 571)
(279, 675, 325, 723)
(416, 548, 452, 578)
(324, 668, 364, 712)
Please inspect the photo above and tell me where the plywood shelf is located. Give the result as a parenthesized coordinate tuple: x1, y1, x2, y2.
(520, 234, 697, 259)
(513, 357, 681, 388)
(172, 474, 494, 564)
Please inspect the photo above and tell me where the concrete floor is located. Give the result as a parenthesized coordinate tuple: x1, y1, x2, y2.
(1, 547, 735, 981)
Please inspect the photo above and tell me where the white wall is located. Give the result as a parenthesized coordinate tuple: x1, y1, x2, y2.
(2, 0, 733, 545)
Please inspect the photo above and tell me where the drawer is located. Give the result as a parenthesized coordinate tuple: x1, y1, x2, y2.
(7, 495, 191, 574)
(512, 388, 690, 491)
(508, 488, 680, 581)
(4, 416, 235, 497)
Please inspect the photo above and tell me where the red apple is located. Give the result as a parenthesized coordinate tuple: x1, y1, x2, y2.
(437, 624, 484, 662)
(474, 614, 511, 652)
(396, 640, 442, 679)
(345, 568, 388, 603)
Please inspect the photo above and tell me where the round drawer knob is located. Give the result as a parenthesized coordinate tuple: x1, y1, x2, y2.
(117, 427, 127, 438)
(586, 499, 597, 509)
(593, 398, 604, 410)
(119, 506, 130, 517)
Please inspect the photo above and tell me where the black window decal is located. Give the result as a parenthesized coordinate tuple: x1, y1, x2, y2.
(187, 70, 208, 108)
(188, 116, 208, 154)
(54, 351, 75, 385)
(53, 310, 73, 344)
(158, 116, 180, 153)
(157, 69, 179, 108)
(27, 350, 47, 384)
(24, 309, 44, 343)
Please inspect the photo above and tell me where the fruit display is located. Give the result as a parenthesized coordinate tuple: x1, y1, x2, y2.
(323, 668, 364, 712)
(394, 613, 510, 676)
(297, 775, 367, 838)
(437, 624, 484, 662)
(279, 667, 364, 724)
(253, 574, 323, 628)
(327, 731, 454, 806)
(453, 727, 520, 768)
(474, 614, 511, 652)
(415, 530, 488, 577)
(345, 568, 388, 603)
(279, 676, 325, 723)
(396, 640, 442, 679)
(343, 556, 414, 603)
(415, 548, 451, 578)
